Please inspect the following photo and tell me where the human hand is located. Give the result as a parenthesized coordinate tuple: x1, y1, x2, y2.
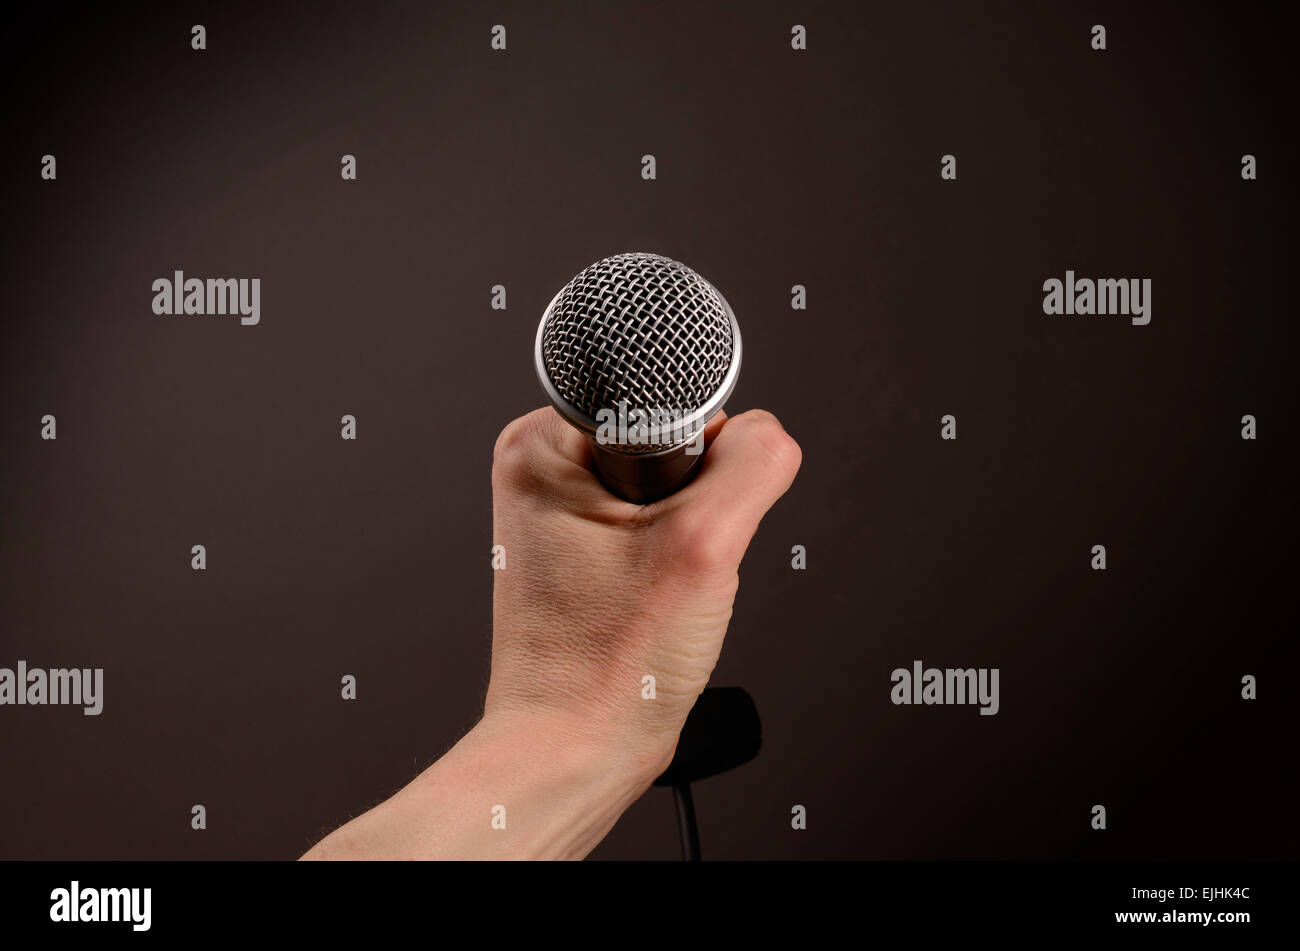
(302, 405, 799, 860)
(484, 406, 802, 790)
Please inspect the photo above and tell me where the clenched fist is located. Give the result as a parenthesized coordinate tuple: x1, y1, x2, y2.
(303, 406, 800, 860)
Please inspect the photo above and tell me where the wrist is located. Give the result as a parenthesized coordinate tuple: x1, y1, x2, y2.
(443, 707, 664, 859)
(481, 703, 672, 785)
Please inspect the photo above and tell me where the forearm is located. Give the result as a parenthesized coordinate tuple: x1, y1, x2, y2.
(301, 709, 665, 860)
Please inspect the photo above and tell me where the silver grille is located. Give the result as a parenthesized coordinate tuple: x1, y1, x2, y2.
(537, 252, 737, 452)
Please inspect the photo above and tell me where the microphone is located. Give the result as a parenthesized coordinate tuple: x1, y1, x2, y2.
(534, 252, 742, 503)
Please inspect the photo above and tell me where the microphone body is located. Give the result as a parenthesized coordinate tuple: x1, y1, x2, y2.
(534, 252, 742, 503)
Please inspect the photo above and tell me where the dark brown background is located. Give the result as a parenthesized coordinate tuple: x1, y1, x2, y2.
(1, 1, 1294, 860)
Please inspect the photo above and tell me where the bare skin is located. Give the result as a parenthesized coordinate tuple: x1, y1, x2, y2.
(301, 406, 801, 860)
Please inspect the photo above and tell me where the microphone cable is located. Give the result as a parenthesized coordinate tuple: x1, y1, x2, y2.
(655, 687, 761, 861)
(672, 781, 701, 861)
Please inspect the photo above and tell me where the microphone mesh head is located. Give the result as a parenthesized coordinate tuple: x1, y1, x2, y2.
(537, 252, 738, 451)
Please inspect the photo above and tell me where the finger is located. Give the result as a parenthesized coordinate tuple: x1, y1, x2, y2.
(501, 406, 726, 473)
(494, 407, 591, 470)
(667, 409, 802, 558)
(492, 408, 606, 508)
(701, 409, 728, 450)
